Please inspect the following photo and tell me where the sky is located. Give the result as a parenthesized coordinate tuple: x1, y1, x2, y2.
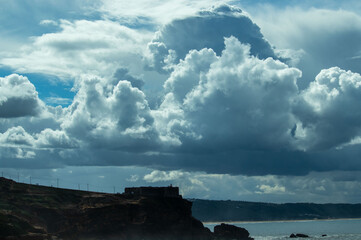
(1, 0, 361, 203)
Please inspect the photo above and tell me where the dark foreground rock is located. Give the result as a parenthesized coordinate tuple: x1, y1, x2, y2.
(0, 177, 253, 240)
(214, 223, 254, 240)
(290, 233, 309, 238)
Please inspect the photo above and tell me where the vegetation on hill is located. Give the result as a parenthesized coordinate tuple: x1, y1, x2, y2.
(191, 199, 361, 222)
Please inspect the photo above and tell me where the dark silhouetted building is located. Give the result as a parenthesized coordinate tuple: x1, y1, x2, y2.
(124, 186, 181, 198)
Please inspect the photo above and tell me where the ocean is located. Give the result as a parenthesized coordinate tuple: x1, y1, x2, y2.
(204, 219, 361, 240)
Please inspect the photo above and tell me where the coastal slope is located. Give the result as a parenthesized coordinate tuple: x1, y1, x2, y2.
(0, 177, 212, 240)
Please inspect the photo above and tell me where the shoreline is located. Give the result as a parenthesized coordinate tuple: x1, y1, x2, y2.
(203, 217, 361, 224)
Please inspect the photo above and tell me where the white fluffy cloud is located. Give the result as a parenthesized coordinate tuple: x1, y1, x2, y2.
(1, 20, 152, 79)
(0, 126, 76, 150)
(293, 67, 361, 150)
(0, 74, 44, 118)
(62, 76, 159, 150)
(155, 37, 301, 151)
(0, 126, 37, 161)
(35, 129, 78, 149)
(144, 170, 187, 183)
(0, 126, 35, 147)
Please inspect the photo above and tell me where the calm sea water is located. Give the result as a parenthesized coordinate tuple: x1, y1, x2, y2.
(204, 219, 361, 240)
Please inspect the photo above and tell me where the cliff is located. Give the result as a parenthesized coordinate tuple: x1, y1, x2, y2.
(0, 177, 213, 240)
(0, 177, 253, 240)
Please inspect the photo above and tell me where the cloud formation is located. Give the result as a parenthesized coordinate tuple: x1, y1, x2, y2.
(253, 7, 361, 89)
(99, 0, 232, 25)
(147, 4, 277, 72)
(113, 68, 144, 89)
(1, 3, 361, 185)
(0, 126, 35, 147)
(155, 36, 301, 152)
(1, 20, 152, 79)
(62, 76, 159, 151)
(0, 74, 43, 118)
(35, 129, 78, 149)
(293, 67, 361, 150)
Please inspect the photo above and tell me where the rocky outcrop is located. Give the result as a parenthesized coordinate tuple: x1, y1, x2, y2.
(60, 196, 212, 240)
(0, 177, 253, 240)
(290, 233, 309, 238)
(214, 223, 254, 240)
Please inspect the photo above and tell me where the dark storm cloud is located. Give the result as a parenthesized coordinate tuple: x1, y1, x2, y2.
(147, 4, 277, 72)
(49, 143, 361, 177)
(0, 98, 40, 118)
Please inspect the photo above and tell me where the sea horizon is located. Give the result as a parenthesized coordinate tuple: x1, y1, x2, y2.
(205, 218, 361, 240)
(202, 217, 361, 225)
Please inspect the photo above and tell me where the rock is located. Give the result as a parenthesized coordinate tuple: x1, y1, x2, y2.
(322, 234, 327, 237)
(214, 223, 254, 240)
(290, 233, 309, 238)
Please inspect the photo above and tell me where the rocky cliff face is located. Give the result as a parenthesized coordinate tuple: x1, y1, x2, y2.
(0, 177, 250, 240)
(214, 224, 253, 240)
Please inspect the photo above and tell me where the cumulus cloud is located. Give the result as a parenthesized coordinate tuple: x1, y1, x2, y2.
(0, 126, 35, 147)
(147, 4, 277, 72)
(144, 170, 187, 183)
(0, 74, 44, 118)
(155, 36, 301, 152)
(62, 76, 159, 150)
(143, 170, 210, 196)
(294, 67, 361, 150)
(35, 129, 78, 149)
(252, 7, 361, 88)
(2, 2, 361, 185)
(0, 125, 77, 150)
(0, 126, 38, 160)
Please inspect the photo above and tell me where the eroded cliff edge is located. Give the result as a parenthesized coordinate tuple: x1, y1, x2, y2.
(0, 177, 252, 240)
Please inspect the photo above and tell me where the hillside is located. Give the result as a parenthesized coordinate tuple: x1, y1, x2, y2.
(0, 177, 214, 240)
(191, 199, 361, 222)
